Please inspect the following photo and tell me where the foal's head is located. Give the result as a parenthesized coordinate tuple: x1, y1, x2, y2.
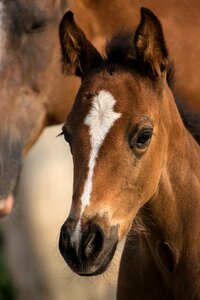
(59, 8, 180, 275)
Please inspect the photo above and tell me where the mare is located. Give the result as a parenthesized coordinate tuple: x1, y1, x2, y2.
(58, 8, 200, 299)
(0, 0, 81, 216)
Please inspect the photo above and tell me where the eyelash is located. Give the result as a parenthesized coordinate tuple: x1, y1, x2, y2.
(57, 131, 64, 137)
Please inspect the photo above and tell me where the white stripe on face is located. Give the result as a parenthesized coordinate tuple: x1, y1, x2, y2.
(0, 2, 6, 68)
(71, 90, 121, 246)
(82, 90, 121, 213)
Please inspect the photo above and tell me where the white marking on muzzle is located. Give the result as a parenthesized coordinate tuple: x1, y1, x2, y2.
(71, 219, 81, 247)
(0, 2, 6, 67)
(72, 90, 121, 247)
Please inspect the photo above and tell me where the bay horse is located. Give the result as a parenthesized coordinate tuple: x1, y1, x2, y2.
(58, 8, 200, 299)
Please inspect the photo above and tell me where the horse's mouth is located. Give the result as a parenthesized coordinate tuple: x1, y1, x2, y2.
(78, 241, 118, 277)
(0, 195, 14, 217)
(0, 164, 22, 217)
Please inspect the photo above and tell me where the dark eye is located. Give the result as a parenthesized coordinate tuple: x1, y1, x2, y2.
(63, 128, 72, 144)
(58, 126, 72, 144)
(26, 19, 47, 34)
(64, 132, 71, 144)
(136, 129, 153, 149)
(128, 125, 153, 153)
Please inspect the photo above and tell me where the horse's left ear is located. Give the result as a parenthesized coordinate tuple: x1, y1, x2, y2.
(59, 11, 103, 77)
(134, 7, 169, 79)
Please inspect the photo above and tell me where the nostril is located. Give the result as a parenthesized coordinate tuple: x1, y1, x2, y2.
(82, 225, 104, 259)
(83, 232, 96, 258)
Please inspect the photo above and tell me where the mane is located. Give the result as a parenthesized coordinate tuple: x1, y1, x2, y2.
(105, 33, 200, 145)
(105, 32, 174, 85)
(175, 99, 200, 145)
(105, 33, 136, 65)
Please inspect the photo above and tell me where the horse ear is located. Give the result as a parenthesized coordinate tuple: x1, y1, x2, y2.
(59, 11, 103, 77)
(134, 7, 169, 79)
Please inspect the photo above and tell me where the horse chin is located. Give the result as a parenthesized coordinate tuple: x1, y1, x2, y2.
(0, 194, 14, 217)
(0, 164, 22, 217)
(78, 241, 118, 277)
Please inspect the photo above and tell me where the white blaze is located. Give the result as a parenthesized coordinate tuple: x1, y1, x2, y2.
(0, 2, 6, 67)
(72, 90, 121, 245)
(81, 90, 121, 212)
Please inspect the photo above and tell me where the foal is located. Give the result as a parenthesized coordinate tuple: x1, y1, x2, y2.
(59, 8, 200, 299)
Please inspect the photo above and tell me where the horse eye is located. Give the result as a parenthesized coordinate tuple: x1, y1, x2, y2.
(26, 19, 47, 34)
(57, 126, 72, 144)
(136, 129, 153, 149)
(62, 128, 72, 144)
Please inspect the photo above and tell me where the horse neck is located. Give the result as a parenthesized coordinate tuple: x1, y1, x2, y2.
(140, 85, 200, 267)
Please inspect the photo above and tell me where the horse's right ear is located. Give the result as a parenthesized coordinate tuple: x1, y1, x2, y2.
(59, 11, 103, 77)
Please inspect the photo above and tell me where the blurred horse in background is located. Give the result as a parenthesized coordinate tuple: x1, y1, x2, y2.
(0, 0, 80, 216)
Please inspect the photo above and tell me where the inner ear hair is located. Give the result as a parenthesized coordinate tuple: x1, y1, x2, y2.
(134, 7, 169, 79)
(59, 11, 102, 77)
